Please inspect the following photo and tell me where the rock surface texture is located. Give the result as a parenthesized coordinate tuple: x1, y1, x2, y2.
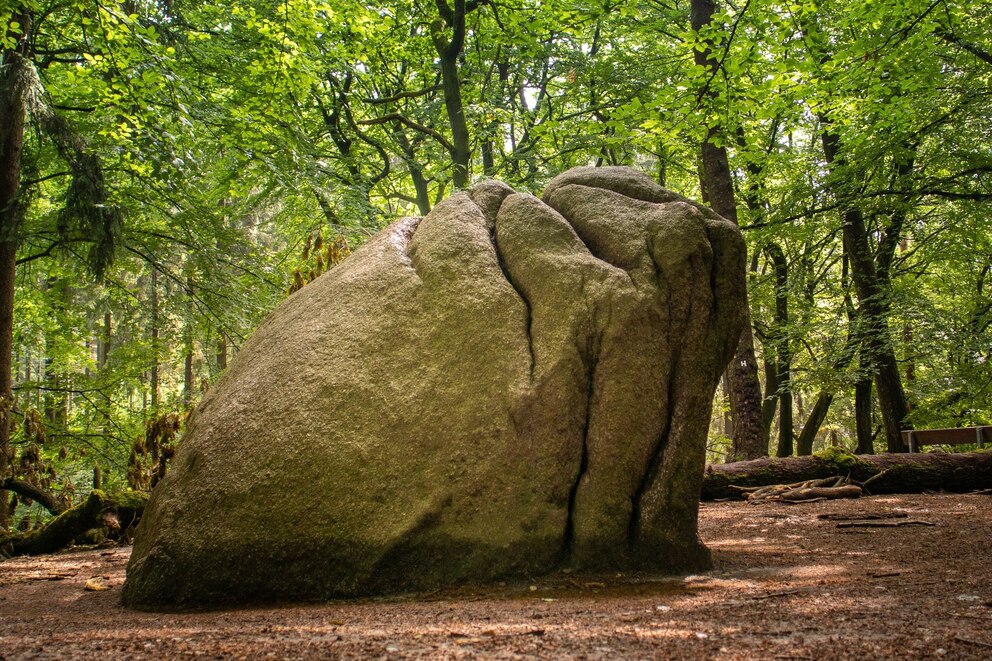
(122, 167, 747, 608)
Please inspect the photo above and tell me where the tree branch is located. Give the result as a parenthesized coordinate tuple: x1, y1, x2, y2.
(935, 27, 992, 67)
(363, 86, 441, 105)
(1, 478, 66, 515)
(357, 113, 454, 153)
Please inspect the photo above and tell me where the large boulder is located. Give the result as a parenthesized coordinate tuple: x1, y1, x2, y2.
(121, 166, 747, 608)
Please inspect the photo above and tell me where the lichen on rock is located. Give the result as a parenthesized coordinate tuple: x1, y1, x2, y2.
(121, 166, 747, 608)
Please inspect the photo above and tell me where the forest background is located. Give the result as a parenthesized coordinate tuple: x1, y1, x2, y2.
(1, 0, 990, 529)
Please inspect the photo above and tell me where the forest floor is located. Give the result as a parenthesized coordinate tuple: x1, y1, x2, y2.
(1, 492, 991, 660)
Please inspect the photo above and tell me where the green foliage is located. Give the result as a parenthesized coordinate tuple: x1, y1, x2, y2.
(4, 0, 992, 527)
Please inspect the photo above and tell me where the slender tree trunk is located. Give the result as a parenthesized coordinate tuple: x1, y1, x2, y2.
(440, 51, 470, 188)
(796, 323, 860, 452)
(765, 244, 793, 456)
(481, 137, 494, 176)
(721, 375, 733, 439)
(149, 268, 159, 412)
(184, 351, 194, 407)
(394, 130, 432, 215)
(0, 242, 15, 530)
(97, 306, 112, 443)
(775, 383, 793, 457)
(432, 0, 472, 189)
(409, 164, 433, 215)
(99, 309, 111, 368)
(761, 348, 779, 444)
(821, 130, 911, 452)
(796, 392, 832, 454)
(0, 17, 31, 529)
(691, 0, 766, 461)
(216, 333, 227, 373)
(183, 272, 194, 407)
(854, 348, 875, 454)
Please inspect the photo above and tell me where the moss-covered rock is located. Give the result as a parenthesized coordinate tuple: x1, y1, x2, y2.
(122, 167, 747, 608)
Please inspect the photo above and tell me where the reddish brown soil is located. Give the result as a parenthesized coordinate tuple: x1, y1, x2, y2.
(2, 493, 991, 660)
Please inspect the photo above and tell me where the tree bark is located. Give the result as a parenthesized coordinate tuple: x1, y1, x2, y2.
(760, 349, 778, 444)
(795, 391, 832, 455)
(183, 274, 194, 407)
(765, 243, 793, 456)
(721, 374, 734, 439)
(0, 15, 31, 530)
(149, 267, 159, 411)
(821, 130, 911, 452)
(691, 0, 766, 461)
(854, 353, 875, 454)
(701, 451, 992, 500)
(431, 0, 472, 189)
(98, 309, 111, 368)
(796, 317, 861, 453)
(184, 351, 194, 407)
(216, 333, 227, 372)
(0, 477, 66, 515)
(394, 129, 432, 215)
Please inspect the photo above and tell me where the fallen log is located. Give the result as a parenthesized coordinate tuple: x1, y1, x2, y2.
(1, 489, 148, 557)
(702, 449, 992, 500)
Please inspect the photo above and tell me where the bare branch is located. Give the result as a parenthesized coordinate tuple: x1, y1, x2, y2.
(357, 113, 455, 153)
(363, 86, 440, 105)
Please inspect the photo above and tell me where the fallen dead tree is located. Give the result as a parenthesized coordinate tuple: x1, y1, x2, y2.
(1, 489, 148, 557)
(702, 449, 992, 501)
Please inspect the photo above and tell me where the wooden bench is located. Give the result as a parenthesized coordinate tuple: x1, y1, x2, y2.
(902, 426, 991, 452)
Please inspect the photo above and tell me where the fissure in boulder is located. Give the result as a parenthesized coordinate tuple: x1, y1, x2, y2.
(121, 167, 747, 608)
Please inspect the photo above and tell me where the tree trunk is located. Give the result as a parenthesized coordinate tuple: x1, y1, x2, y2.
(183, 272, 194, 407)
(702, 451, 992, 500)
(432, 0, 472, 189)
(796, 392, 832, 455)
(691, 0, 766, 462)
(821, 129, 911, 452)
(216, 333, 227, 372)
(0, 243, 15, 531)
(184, 350, 194, 407)
(854, 352, 874, 454)
(98, 309, 111, 368)
(149, 267, 159, 412)
(481, 136, 494, 176)
(760, 346, 778, 444)
(721, 374, 733, 439)
(796, 321, 861, 453)
(0, 17, 31, 530)
(390, 129, 433, 215)
(766, 243, 793, 456)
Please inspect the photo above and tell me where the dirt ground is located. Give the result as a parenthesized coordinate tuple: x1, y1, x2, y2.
(1, 492, 990, 660)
